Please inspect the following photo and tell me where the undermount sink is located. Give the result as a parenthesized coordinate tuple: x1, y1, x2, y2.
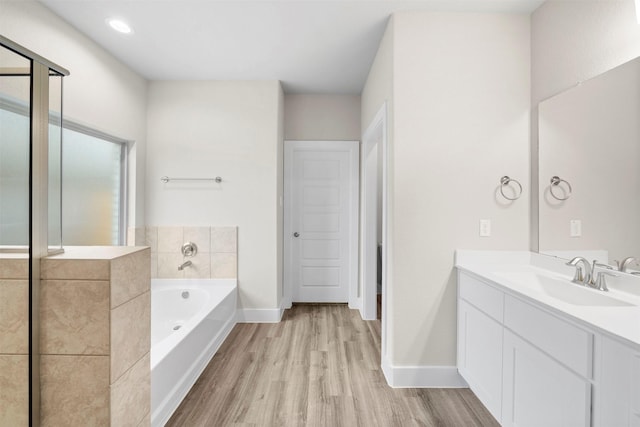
(494, 271, 635, 307)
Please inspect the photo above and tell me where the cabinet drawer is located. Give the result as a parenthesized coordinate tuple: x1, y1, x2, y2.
(458, 272, 504, 322)
(504, 295, 592, 378)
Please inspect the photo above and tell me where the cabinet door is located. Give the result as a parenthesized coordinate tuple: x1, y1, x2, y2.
(502, 330, 591, 427)
(595, 336, 640, 427)
(458, 299, 503, 422)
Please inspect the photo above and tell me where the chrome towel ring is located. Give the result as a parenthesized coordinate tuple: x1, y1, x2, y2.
(550, 176, 572, 200)
(499, 176, 522, 201)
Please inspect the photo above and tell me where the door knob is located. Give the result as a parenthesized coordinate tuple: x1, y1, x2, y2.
(293, 232, 300, 237)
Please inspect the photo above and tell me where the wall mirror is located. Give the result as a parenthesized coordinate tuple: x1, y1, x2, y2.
(538, 56, 640, 270)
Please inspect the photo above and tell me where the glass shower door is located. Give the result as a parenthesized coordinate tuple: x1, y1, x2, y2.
(0, 43, 31, 427)
(0, 35, 68, 427)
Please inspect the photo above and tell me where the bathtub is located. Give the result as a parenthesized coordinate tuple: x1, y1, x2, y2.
(151, 278, 237, 427)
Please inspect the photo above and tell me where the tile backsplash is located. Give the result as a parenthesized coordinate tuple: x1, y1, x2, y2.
(129, 226, 238, 279)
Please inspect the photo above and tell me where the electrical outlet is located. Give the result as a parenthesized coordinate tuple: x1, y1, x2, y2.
(479, 219, 491, 237)
(570, 219, 582, 237)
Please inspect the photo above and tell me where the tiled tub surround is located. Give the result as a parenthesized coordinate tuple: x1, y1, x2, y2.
(0, 254, 29, 427)
(40, 246, 151, 426)
(128, 226, 238, 280)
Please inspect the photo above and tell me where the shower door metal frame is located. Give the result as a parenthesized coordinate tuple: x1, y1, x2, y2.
(0, 35, 69, 427)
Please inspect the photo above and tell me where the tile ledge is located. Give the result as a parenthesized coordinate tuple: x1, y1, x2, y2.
(44, 246, 150, 261)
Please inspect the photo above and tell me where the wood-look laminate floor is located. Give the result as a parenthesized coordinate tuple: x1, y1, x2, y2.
(166, 304, 499, 427)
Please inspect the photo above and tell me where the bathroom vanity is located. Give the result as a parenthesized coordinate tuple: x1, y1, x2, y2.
(456, 251, 640, 427)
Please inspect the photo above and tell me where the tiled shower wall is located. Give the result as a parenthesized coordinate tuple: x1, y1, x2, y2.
(0, 256, 28, 426)
(0, 247, 151, 426)
(128, 226, 237, 279)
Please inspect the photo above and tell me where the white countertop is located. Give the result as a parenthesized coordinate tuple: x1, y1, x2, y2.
(456, 250, 640, 350)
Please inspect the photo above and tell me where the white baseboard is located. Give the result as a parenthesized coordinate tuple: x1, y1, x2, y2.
(350, 296, 362, 313)
(236, 307, 284, 323)
(382, 357, 468, 388)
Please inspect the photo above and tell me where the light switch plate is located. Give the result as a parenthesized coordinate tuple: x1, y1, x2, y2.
(570, 219, 582, 237)
(480, 219, 491, 237)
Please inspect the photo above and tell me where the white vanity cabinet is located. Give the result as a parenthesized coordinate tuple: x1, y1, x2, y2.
(502, 293, 592, 427)
(501, 330, 591, 427)
(594, 336, 640, 427)
(457, 273, 504, 422)
(458, 271, 594, 427)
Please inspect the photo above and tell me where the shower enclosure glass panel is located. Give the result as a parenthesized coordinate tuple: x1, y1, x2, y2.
(0, 44, 31, 427)
(1, 35, 68, 427)
(48, 73, 63, 251)
(0, 53, 30, 248)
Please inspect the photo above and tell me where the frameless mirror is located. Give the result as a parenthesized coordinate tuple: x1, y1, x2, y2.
(538, 56, 640, 268)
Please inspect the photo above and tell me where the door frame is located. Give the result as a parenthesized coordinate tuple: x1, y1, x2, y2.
(361, 104, 388, 369)
(283, 140, 360, 308)
(360, 104, 387, 321)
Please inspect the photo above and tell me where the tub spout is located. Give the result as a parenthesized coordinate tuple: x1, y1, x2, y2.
(178, 260, 192, 271)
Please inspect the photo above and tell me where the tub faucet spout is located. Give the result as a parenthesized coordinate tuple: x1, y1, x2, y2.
(178, 260, 192, 271)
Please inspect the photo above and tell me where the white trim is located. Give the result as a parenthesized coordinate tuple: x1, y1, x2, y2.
(382, 356, 468, 388)
(349, 296, 362, 312)
(360, 104, 387, 321)
(362, 103, 390, 369)
(283, 140, 360, 307)
(236, 307, 284, 323)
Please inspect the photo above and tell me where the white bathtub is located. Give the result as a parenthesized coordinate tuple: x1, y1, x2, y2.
(151, 278, 237, 427)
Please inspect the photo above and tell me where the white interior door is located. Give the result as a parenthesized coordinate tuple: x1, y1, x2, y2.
(284, 141, 359, 303)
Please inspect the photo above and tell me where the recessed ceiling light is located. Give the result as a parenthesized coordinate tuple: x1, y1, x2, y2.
(107, 18, 133, 34)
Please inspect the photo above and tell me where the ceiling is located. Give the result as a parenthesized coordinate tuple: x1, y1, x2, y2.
(39, 0, 544, 94)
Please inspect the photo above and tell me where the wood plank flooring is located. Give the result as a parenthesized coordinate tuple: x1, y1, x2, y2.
(166, 304, 499, 427)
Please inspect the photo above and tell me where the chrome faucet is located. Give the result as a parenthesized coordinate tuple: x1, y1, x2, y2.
(566, 257, 592, 286)
(615, 256, 639, 273)
(566, 257, 616, 291)
(178, 260, 192, 271)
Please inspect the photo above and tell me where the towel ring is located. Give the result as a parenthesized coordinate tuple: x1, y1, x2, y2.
(499, 176, 522, 201)
(550, 176, 572, 200)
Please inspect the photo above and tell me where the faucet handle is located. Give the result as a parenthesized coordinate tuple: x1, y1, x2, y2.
(592, 260, 613, 270)
(593, 271, 617, 292)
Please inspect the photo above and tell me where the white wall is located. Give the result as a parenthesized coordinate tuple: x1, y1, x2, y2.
(284, 94, 361, 140)
(532, 0, 640, 105)
(385, 11, 531, 368)
(0, 0, 148, 228)
(145, 81, 283, 311)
